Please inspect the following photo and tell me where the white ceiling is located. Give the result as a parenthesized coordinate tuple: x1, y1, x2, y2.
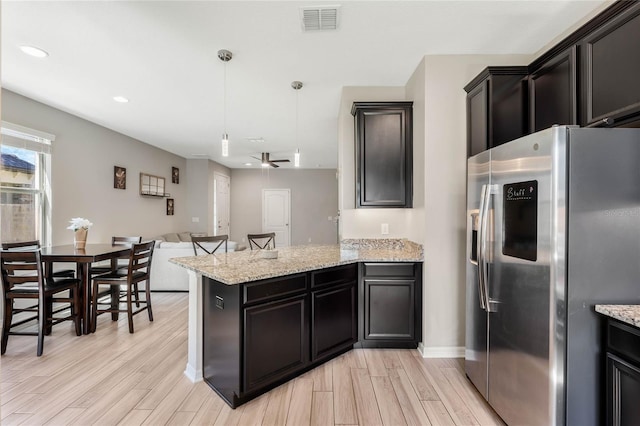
(2, 0, 609, 169)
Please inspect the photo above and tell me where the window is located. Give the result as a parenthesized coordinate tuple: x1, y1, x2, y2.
(0, 122, 53, 245)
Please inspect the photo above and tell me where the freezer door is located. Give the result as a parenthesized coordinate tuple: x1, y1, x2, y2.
(465, 150, 490, 399)
(486, 127, 565, 426)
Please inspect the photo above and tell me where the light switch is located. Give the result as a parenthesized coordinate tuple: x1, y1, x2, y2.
(381, 223, 389, 235)
(192, 217, 200, 223)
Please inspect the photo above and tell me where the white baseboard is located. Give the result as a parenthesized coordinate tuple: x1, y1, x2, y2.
(418, 343, 465, 358)
(183, 365, 203, 383)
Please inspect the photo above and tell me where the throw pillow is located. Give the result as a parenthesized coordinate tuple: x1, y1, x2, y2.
(178, 232, 192, 242)
(163, 233, 180, 243)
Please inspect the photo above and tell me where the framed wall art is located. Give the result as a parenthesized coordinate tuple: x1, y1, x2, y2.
(114, 166, 126, 189)
(172, 167, 179, 184)
(140, 172, 166, 196)
(166, 198, 175, 215)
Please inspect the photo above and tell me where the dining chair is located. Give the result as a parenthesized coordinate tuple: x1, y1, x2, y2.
(2, 240, 75, 278)
(91, 241, 155, 333)
(247, 233, 276, 250)
(89, 236, 142, 275)
(0, 249, 82, 356)
(192, 235, 228, 255)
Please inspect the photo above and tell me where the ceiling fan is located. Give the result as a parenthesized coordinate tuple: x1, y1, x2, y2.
(252, 152, 290, 168)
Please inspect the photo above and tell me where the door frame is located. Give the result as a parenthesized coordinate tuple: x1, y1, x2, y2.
(213, 172, 231, 237)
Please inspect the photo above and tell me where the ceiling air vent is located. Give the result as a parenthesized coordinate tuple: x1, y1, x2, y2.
(300, 6, 340, 31)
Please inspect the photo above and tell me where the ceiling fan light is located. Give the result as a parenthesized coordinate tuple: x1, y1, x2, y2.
(221, 133, 229, 157)
(294, 149, 300, 167)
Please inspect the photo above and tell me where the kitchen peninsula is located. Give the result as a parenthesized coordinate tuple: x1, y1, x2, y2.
(170, 239, 423, 408)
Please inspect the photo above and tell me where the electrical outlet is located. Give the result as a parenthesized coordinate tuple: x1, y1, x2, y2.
(308, 238, 312, 242)
(241, 237, 246, 242)
(381, 223, 389, 235)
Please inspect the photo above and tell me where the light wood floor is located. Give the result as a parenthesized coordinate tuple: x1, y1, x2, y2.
(0, 293, 503, 425)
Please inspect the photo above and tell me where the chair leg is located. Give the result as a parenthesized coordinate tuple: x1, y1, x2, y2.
(37, 297, 45, 357)
(134, 283, 140, 307)
(2, 298, 13, 355)
(73, 287, 82, 337)
(145, 280, 153, 322)
(44, 296, 53, 336)
(91, 282, 100, 333)
(110, 286, 119, 321)
(127, 283, 134, 334)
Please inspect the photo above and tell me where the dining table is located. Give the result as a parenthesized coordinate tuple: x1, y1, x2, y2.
(40, 244, 131, 334)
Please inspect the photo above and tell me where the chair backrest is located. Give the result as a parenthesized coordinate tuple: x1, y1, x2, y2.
(247, 233, 276, 250)
(0, 250, 44, 294)
(2, 241, 41, 250)
(112, 236, 142, 247)
(192, 235, 228, 255)
(125, 241, 155, 282)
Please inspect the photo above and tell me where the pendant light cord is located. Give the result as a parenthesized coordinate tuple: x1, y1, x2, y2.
(223, 60, 227, 134)
(295, 87, 299, 152)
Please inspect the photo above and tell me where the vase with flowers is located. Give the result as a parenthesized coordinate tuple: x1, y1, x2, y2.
(67, 217, 93, 249)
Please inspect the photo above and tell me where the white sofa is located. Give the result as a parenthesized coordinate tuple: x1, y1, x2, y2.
(148, 232, 243, 291)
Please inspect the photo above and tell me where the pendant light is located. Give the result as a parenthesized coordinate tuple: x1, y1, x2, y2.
(292, 80, 303, 167)
(218, 49, 232, 157)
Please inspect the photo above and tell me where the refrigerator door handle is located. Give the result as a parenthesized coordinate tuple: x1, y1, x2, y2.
(480, 184, 496, 312)
(476, 184, 488, 311)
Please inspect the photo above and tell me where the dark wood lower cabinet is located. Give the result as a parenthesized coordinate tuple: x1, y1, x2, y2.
(607, 353, 640, 426)
(311, 282, 356, 362)
(604, 319, 640, 426)
(358, 262, 422, 348)
(243, 294, 308, 393)
(203, 261, 422, 408)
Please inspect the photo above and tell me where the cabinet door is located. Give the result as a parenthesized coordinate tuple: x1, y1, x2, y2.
(363, 278, 415, 340)
(467, 81, 488, 157)
(243, 294, 308, 393)
(581, 3, 640, 126)
(607, 353, 640, 426)
(530, 47, 577, 131)
(352, 102, 413, 208)
(311, 282, 356, 362)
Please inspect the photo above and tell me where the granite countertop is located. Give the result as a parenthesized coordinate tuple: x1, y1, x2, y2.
(595, 305, 640, 328)
(169, 239, 423, 285)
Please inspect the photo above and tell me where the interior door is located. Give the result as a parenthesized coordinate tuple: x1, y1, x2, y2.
(262, 189, 290, 247)
(214, 173, 230, 236)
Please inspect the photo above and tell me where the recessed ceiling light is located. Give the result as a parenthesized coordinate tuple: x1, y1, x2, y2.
(244, 162, 252, 166)
(113, 96, 129, 103)
(20, 45, 49, 58)
(247, 137, 265, 143)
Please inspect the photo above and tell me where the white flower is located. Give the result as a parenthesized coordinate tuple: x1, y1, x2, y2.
(66, 217, 93, 231)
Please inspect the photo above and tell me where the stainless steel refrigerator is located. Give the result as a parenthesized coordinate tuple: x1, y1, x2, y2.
(466, 126, 640, 425)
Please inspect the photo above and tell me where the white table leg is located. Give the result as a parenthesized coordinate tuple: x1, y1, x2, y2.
(184, 270, 203, 382)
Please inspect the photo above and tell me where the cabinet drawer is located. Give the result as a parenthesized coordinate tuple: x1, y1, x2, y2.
(311, 264, 357, 289)
(363, 262, 415, 277)
(243, 274, 307, 305)
(608, 320, 640, 366)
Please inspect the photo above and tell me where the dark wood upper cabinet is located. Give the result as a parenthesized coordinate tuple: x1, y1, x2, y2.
(464, 67, 529, 158)
(351, 102, 413, 208)
(581, 2, 640, 127)
(529, 46, 577, 132)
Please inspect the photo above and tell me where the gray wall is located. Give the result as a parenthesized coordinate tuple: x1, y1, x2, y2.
(230, 169, 338, 246)
(2, 89, 189, 244)
(185, 159, 230, 235)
